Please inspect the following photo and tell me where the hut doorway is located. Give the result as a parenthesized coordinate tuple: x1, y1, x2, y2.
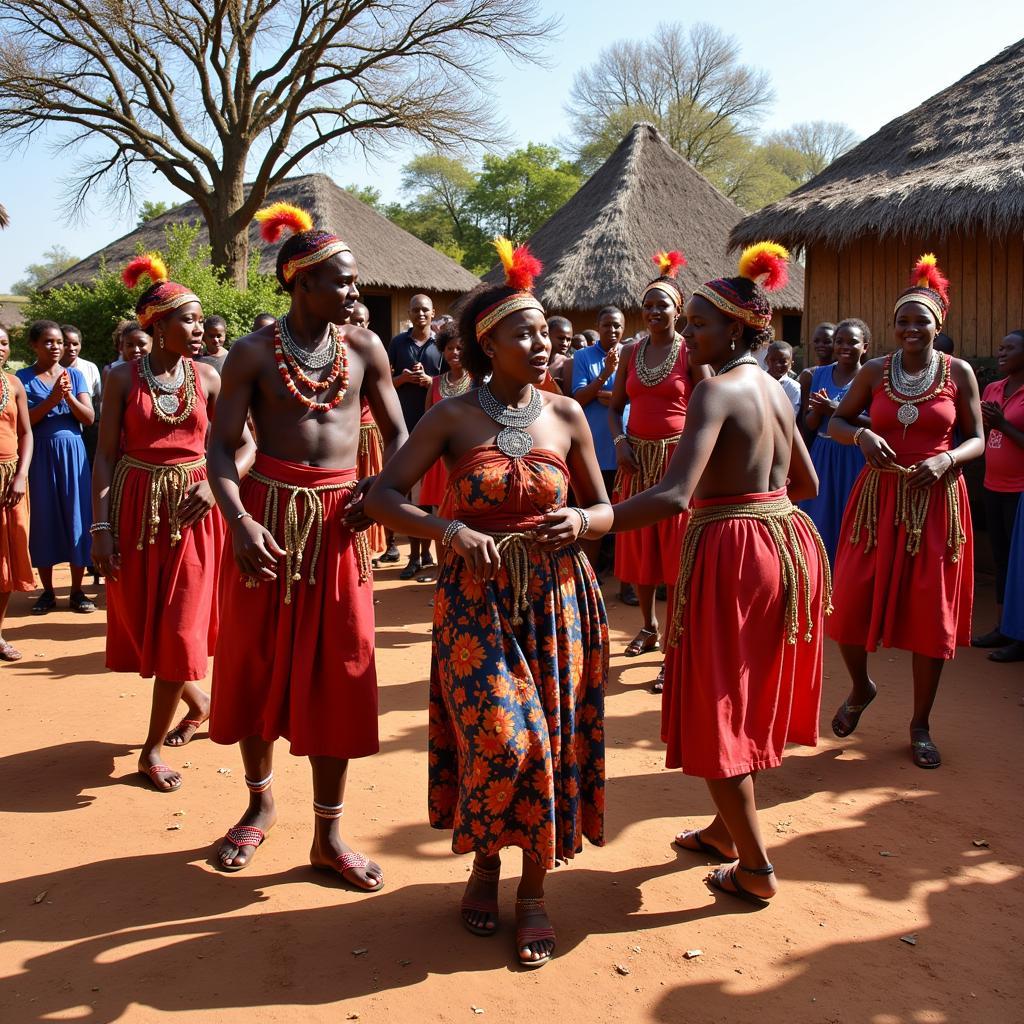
(361, 294, 392, 340)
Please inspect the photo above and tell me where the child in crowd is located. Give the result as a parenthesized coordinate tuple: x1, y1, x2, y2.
(765, 340, 801, 416)
(200, 314, 230, 373)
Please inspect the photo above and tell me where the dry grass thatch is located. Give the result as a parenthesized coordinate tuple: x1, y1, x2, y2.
(43, 174, 479, 293)
(483, 122, 803, 311)
(731, 37, 1024, 248)
(0, 203, 9, 229)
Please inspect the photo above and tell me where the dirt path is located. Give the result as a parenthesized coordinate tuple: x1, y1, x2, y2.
(1, 560, 1021, 1024)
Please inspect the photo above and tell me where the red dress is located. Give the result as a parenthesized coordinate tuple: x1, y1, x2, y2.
(828, 355, 973, 659)
(105, 362, 223, 680)
(662, 489, 827, 777)
(358, 398, 387, 555)
(210, 453, 378, 758)
(420, 377, 449, 507)
(0, 374, 33, 594)
(614, 342, 693, 586)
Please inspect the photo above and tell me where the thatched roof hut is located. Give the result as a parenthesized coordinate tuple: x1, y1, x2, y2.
(485, 122, 804, 341)
(730, 38, 1024, 358)
(45, 173, 479, 340)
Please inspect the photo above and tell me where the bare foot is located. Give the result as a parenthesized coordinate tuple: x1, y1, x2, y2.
(218, 798, 276, 870)
(310, 833, 383, 891)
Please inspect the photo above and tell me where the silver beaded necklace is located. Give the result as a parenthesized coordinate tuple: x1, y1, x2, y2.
(279, 314, 337, 369)
(635, 333, 683, 388)
(478, 382, 543, 459)
(715, 355, 758, 376)
(890, 350, 939, 397)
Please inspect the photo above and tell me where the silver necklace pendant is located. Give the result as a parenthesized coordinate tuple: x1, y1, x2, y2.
(156, 392, 181, 415)
(495, 426, 534, 459)
(897, 403, 919, 426)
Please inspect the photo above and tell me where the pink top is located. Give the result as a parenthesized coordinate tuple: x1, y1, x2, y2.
(624, 342, 692, 440)
(982, 378, 1024, 492)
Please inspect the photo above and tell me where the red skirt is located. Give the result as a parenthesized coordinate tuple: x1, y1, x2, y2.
(105, 459, 222, 680)
(662, 489, 825, 778)
(828, 467, 973, 659)
(614, 437, 686, 586)
(419, 458, 448, 507)
(210, 454, 378, 758)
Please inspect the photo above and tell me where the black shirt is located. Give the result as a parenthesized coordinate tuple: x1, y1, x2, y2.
(387, 329, 443, 430)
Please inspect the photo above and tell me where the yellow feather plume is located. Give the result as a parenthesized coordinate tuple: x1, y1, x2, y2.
(493, 236, 516, 275)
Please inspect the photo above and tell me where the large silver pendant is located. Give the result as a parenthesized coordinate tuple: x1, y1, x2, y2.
(156, 393, 181, 415)
(897, 403, 919, 427)
(496, 426, 533, 459)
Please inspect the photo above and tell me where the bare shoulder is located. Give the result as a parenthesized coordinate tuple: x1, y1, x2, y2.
(543, 388, 586, 423)
(194, 359, 221, 393)
(223, 326, 275, 370)
(950, 356, 978, 383)
(6, 372, 27, 397)
(106, 360, 135, 389)
(340, 324, 387, 359)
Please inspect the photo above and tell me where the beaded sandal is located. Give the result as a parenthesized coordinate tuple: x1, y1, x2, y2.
(324, 850, 384, 892)
(140, 764, 182, 793)
(624, 626, 660, 657)
(461, 861, 501, 937)
(164, 717, 205, 747)
(515, 897, 556, 968)
(0, 638, 23, 662)
(220, 825, 266, 872)
(910, 735, 942, 769)
(830, 689, 876, 738)
(706, 863, 775, 906)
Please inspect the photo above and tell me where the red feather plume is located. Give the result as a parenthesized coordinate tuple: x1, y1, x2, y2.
(652, 249, 686, 278)
(493, 237, 542, 291)
(738, 242, 790, 292)
(122, 253, 168, 289)
(910, 254, 950, 307)
(254, 202, 313, 243)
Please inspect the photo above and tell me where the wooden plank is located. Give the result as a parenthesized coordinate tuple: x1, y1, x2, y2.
(812, 244, 840, 328)
(944, 233, 962, 350)
(975, 235, 992, 359)
(989, 239, 1008, 357)
(1005, 236, 1024, 339)
(960, 233, 978, 357)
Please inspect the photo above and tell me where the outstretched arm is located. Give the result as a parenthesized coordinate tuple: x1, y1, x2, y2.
(90, 365, 130, 579)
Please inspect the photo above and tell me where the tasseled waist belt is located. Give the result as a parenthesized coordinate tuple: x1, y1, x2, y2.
(246, 469, 371, 604)
(613, 433, 682, 499)
(110, 455, 207, 549)
(358, 421, 382, 457)
(0, 456, 18, 493)
(848, 464, 965, 562)
(670, 496, 832, 646)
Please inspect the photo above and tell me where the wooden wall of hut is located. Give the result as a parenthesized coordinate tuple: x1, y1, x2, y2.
(802, 234, 1024, 359)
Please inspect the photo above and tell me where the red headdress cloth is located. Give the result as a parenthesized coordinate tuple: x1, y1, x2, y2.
(122, 254, 200, 331)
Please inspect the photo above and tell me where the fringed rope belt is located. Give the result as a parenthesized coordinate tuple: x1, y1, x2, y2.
(110, 455, 206, 549)
(669, 496, 833, 647)
(0, 456, 18, 495)
(246, 469, 371, 605)
(848, 465, 965, 562)
(358, 421, 382, 458)
(613, 434, 681, 500)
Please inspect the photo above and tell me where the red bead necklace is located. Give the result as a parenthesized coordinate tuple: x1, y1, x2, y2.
(273, 321, 350, 412)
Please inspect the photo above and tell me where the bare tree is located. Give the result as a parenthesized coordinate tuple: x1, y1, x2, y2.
(0, 1, 556, 286)
(0, 204, 8, 229)
(567, 22, 773, 174)
(762, 121, 859, 182)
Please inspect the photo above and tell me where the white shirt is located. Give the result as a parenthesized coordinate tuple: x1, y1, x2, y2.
(775, 373, 801, 417)
(69, 357, 102, 402)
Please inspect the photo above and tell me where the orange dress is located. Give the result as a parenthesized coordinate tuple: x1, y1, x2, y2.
(0, 373, 33, 593)
(828, 355, 973, 659)
(105, 363, 224, 680)
(358, 398, 387, 555)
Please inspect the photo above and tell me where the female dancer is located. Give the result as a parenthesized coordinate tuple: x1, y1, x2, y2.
(367, 239, 611, 969)
(0, 327, 34, 659)
(609, 251, 709, 691)
(799, 319, 870, 565)
(972, 330, 1024, 660)
(827, 255, 983, 768)
(17, 321, 95, 613)
(613, 243, 826, 904)
(92, 255, 252, 791)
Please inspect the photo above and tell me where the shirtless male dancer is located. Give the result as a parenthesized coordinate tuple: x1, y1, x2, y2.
(207, 203, 406, 889)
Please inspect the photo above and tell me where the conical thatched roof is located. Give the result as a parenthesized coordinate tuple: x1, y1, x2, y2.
(731, 38, 1024, 248)
(484, 123, 803, 311)
(44, 173, 479, 292)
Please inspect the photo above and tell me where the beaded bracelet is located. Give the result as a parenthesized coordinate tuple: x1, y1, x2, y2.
(944, 451, 956, 471)
(613, 433, 628, 446)
(570, 506, 590, 539)
(853, 427, 866, 446)
(89, 522, 112, 534)
(442, 520, 467, 547)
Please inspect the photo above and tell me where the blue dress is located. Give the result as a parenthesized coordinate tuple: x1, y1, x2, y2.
(16, 366, 92, 567)
(799, 363, 865, 566)
(1001, 496, 1024, 641)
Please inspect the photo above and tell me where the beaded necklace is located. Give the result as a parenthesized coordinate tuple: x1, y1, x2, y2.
(273, 320, 350, 412)
(478, 382, 542, 459)
(279, 314, 336, 370)
(439, 370, 470, 399)
(884, 351, 949, 434)
(0, 371, 9, 416)
(141, 354, 197, 425)
(715, 355, 758, 376)
(635, 333, 682, 388)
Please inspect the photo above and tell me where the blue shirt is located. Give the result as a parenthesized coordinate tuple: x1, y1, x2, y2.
(572, 346, 628, 471)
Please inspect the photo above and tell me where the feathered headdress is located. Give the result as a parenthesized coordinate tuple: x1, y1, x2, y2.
(894, 252, 950, 326)
(643, 248, 687, 307)
(255, 201, 351, 284)
(122, 253, 199, 330)
(738, 241, 790, 292)
(475, 236, 545, 340)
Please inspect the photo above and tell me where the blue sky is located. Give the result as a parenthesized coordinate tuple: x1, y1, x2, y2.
(0, 0, 1019, 290)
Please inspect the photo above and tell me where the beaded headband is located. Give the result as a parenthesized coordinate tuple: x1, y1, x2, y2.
(643, 280, 684, 309)
(254, 204, 351, 284)
(892, 254, 950, 328)
(475, 293, 545, 340)
(643, 250, 686, 309)
(692, 282, 771, 329)
(281, 237, 352, 284)
(121, 255, 200, 330)
(893, 291, 945, 328)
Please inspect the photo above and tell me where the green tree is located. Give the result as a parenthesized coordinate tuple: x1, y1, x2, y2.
(401, 154, 479, 245)
(762, 121, 859, 184)
(345, 185, 384, 212)
(0, 1, 556, 287)
(20, 223, 288, 362)
(11, 245, 79, 295)
(137, 200, 171, 225)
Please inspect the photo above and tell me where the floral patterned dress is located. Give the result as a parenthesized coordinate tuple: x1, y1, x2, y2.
(428, 445, 608, 870)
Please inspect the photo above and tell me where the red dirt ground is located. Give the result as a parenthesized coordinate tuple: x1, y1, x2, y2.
(1, 559, 1021, 1024)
